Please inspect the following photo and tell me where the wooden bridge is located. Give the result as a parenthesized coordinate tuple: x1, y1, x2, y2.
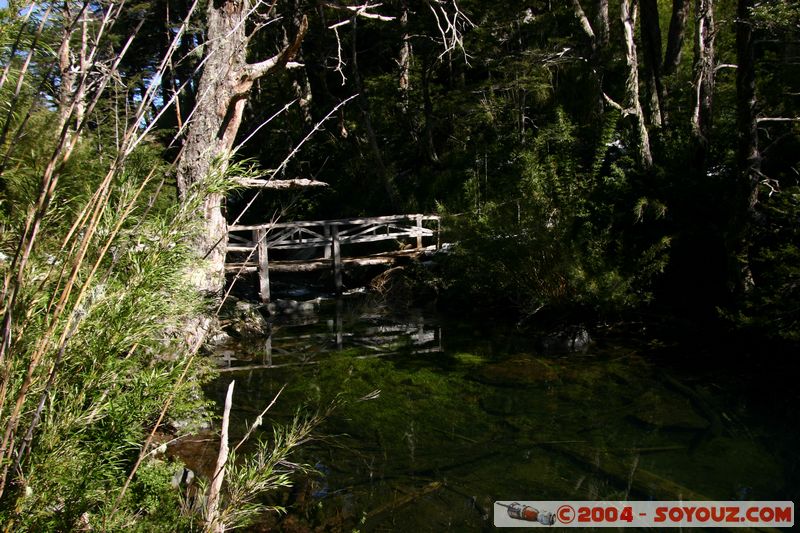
(225, 214, 441, 302)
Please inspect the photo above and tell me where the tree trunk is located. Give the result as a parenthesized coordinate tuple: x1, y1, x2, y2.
(736, 0, 759, 212)
(398, 0, 412, 114)
(571, 0, 605, 120)
(691, 0, 715, 163)
(621, 0, 653, 169)
(176, 0, 249, 301)
(421, 58, 439, 164)
(175, 0, 306, 340)
(735, 0, 759, 291)
(571, 0, 596, 47)
(640, 0, 665, 127)
(596, 0, 610, 48)
(287, 0, 313, 126)
(664, 0, 691, 75)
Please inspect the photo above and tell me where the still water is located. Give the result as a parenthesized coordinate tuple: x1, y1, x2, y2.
(203, 295, 797, 531)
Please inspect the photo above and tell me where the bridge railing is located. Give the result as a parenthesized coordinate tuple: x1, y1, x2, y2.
(226, 214, 441, 302)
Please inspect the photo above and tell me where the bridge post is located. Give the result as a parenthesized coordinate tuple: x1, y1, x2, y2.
(436, 217, 441, 250)
(255, 229, 270, 303)
(331, 224, 342, 294)
(323, 224, 331, 259)
(416, 214, 423, 249)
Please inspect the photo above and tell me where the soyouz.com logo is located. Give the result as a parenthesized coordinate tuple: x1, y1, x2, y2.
(493, 501, 794, 528)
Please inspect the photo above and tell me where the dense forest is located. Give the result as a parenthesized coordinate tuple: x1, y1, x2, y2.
(0, 0, 798, 530)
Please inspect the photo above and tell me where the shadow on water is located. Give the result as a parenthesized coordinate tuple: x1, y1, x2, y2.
(202, 295, 797, 531)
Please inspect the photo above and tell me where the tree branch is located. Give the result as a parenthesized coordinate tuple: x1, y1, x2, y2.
(603, 92, 635, 116)
(244, 14, 309, 81)
(756, 117, 800, 123)
(233, 178, 329, 189)
(322, 2, 396, 22)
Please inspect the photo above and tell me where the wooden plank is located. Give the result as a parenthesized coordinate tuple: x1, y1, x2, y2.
(228, 234, 252, 244)
(269, 256, 398, 272)
(267, 231, 432, 250)
(225, 249, 427, 273)
(229, 214, 439, 232)
(339, 222, 385, 238)
(267, 237, 329, 250)
(265, 227, 304, 247)
(255, 229, 270, 303)
(224, 264, 258, 273)
(416, 214, 423, 249)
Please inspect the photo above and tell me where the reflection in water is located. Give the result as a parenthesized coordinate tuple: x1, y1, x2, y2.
(206, 297, 796, 531)
(217, 297, 443, 372)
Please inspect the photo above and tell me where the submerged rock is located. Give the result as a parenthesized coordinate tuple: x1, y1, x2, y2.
(628, 390, 710, 430)
(221, 299, 270, 338)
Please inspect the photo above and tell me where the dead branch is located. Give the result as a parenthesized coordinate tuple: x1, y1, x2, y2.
(232, 178, 329, 189)
(602, 92, 635, 116)
(756, 117, 800, 123)
(428, 0, 475, 62)
(245, 15, 309, 81)
(205, 380, 235, 532)
(323, 2, 396, 23)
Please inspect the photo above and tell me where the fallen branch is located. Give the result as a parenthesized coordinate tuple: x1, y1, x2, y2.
(546, 442, 708, 501)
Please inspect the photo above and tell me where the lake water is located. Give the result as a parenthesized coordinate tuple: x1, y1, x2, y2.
(203, 294, 798, 531)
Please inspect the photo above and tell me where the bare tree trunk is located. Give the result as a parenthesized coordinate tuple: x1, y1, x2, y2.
(572, 0, 596, 46)
(664, 0, 691, 75)
(571, 0, 604, 119)
(175, 0, 306, 341)
(620, 0, 653, 169)
(398, 0, 412, 114)
(421, 58, 439, 163)
(691, 0, 715, 161)
(286, 0, 313, 126)
(733, 0, 760, 291)
(640, 0, 665, 127)
(736, 0, 759, 211)
(596, 0, 610, 48)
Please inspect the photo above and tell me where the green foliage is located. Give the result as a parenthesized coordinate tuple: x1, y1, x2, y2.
(0, 132, 214, 528)
(113, 459, 194, 532)
(732, 188, 800, 341)
(750, 1, 800, 31)
(439, 109, 668, 319)
(211, 413, 318, 530)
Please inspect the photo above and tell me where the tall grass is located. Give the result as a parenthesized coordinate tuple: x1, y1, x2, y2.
(0, 2, 316, 530)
